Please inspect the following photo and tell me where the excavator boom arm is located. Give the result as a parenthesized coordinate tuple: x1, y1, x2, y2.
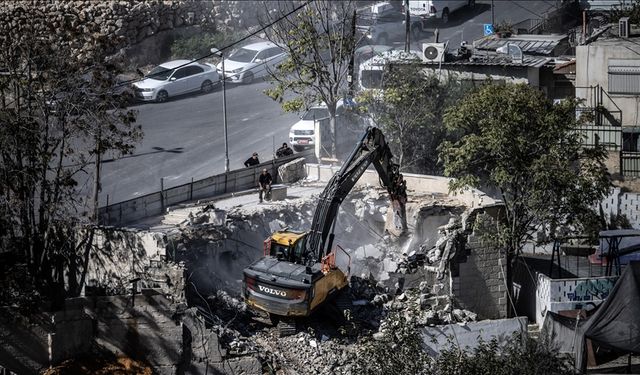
(306, 127, 407, 264)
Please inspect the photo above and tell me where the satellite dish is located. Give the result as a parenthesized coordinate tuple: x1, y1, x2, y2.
(424, 46, 439, 60)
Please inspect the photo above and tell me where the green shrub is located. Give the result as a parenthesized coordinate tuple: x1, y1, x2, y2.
(354, 312, 574, 375)
(170, 31, 243, 60)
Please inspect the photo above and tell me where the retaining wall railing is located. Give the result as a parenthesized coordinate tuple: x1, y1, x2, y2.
(98, 151, 313, 227)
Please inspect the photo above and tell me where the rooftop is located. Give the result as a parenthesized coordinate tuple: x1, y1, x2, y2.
(473, 34, 567, 56)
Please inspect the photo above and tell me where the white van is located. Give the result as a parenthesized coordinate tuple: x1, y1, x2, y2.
(408, 0, 474, 24)
(358, 50, 422, 92)
(289, 101, 346, 152)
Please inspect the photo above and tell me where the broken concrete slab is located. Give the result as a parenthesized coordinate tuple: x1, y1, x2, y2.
(421, 316, 528, 356)
(278, 157, 307, 183)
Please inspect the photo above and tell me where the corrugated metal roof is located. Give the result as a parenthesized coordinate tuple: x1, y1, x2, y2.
(423, 53, 550, 68)
(474, 36, 565, 56)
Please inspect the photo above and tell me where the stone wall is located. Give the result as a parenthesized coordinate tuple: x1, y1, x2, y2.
(453, 235, 508, 319)
(0, 295, 260, 375)
(452, 209, 509, 320)
(1, 1, 266, 65)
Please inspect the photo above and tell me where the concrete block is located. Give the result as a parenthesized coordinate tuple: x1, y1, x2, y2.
(270, 185, 287, 201)
(278, 157, 306, 183)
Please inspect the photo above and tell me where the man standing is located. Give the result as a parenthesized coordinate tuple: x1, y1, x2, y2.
(276, 142, 294, 158)
(258, 168, 272, 203)
(244, 152, 260, 168)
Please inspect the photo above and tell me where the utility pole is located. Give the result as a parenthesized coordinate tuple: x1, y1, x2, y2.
(348, 8, 356, 97)
(91, 128, 102, 222)
(491, 0, 495, 26)
(404, 0, 410, 52)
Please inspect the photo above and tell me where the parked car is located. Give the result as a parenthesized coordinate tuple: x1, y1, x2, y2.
(289, 101, 345, 152)
(133, 60, 219, 102)
(216, 41, 287, 84)
(408, 0, 475, 24)
(355, 44, 394, 66)
(356, 3, 426, 45)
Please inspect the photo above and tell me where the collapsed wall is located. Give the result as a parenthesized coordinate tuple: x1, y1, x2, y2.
(13, 176, 509, 374)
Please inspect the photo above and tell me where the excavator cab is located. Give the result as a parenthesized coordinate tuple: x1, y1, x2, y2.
(265, 231, 308, 264)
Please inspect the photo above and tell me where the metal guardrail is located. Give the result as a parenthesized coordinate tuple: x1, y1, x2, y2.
(97, 150, 314, 227)
(622, 152, 640, 177)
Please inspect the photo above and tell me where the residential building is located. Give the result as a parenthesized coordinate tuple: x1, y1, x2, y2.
(575, 30, 640, 178)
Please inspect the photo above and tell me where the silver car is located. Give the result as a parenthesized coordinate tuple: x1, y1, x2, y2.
(216, 41, 288, 84)
(133, 60, 219, 102)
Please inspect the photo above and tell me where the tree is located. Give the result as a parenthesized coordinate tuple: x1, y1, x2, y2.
(608, 0, 640, 23)
(357, 61, 466, 174)
(0, 4, 141, 306)
(439, 83, 610, 316)
(261, 0, 357, 158)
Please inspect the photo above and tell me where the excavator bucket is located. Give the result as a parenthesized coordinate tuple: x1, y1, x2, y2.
(386, 197, 407, 236)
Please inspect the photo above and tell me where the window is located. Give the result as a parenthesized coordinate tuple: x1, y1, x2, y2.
(147, 66, 174, 80)
(172, 67, 188, 80)
(183, 65, 203, 77)
(608, 59, 640, 95)
(255, 50, 268, 61)
(623, 129, 640, 152)
(302, 107, 329, 121)
(266, 47, 283, 58)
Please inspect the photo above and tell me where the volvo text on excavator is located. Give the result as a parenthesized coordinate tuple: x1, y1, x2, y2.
(242, 127, 407, 328)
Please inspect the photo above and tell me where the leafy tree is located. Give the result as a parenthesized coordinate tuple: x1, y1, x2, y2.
(353, 311, 431, 374)
(439, 83, 610, 316)
(0, 4, 141, 306)
(608, 0, 640, 23)
(357, 62, 466, 174)
(171, 31, 243, 60)
(261, 0, 357, 157)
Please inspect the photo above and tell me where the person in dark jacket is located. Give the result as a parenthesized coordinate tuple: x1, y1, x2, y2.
(276, 142, 294, 158)
(258, 168, 272, 203)
(244, 152, 260, 168)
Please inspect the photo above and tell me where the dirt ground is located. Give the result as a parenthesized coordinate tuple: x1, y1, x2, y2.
(42, 355, 152, 375)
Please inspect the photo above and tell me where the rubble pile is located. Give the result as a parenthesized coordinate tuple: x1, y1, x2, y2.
(168, 185, 479, 373)
(65, 183, 482, 374)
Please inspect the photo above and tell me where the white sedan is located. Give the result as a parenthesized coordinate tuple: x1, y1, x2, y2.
(133, 60, 219, 102)
(216, 41, 287, 84)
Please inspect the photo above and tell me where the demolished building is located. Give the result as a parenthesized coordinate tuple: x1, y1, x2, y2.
(1, 161, 534, 374)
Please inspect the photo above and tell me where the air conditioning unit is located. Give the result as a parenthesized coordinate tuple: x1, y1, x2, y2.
(619, 17, 630, 38)
(421, 42, 446, 63)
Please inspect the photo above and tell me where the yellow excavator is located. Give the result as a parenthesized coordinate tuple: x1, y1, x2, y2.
(242, 127, 407, 334)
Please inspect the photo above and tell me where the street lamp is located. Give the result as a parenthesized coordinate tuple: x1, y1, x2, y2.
(211, 47, 229, 173)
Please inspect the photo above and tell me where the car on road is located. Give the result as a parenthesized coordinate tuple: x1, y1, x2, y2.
(289, 101, 346, 152)
(357, 3, 427, 45)
(408, 0, 475, 24)
(216, 41, 287, 84)
(133, 60, 219, 102)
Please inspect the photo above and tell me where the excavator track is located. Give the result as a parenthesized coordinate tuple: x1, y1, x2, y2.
(277, 319, 297, 337)
(333, 287, 353, 321)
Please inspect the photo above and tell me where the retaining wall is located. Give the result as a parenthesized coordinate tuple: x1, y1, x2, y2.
(98, 152, 309, 226)
(304, 164, 499, 209)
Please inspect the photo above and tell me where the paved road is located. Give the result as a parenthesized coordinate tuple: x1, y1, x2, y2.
(99, 80, 299, 204)
(96, 0, 561, 205)
(385, 0, 564, 49)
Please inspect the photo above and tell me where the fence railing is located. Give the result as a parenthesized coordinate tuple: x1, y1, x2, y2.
(622, 152, 640, 178)
(97, 151, 313, 227)
(574, 123, 622, 151)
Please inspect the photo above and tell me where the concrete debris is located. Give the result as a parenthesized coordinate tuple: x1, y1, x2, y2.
(278, 157, 307, 183)
(72, 184, 488, 374)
